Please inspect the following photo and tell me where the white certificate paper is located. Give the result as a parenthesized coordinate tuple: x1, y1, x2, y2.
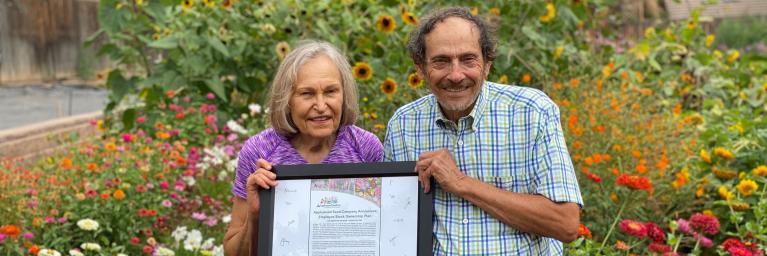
(271, 176, 419, 256)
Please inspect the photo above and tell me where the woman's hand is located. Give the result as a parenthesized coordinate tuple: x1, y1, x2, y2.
(245, 159, 276, 214)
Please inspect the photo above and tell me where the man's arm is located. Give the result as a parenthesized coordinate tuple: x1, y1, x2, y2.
(415, 149, 580, 243)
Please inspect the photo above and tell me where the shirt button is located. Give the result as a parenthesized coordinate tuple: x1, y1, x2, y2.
(457, 139, 464, 146)
(462, 218, 468, 224)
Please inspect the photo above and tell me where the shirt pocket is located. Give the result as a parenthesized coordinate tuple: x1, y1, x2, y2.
(480, 173, 532, 194)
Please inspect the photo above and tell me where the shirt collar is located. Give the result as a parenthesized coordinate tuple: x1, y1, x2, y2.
(432, 81, 491, 131)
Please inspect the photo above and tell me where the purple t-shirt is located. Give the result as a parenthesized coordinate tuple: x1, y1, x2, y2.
(231, 125, 383, 199)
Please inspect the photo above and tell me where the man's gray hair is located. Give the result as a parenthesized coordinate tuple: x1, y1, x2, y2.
(267, 40, 359, 136)
(407, 7, 497, 65)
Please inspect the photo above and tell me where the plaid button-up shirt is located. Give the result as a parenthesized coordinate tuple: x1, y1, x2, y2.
(383, 82, 583, 255)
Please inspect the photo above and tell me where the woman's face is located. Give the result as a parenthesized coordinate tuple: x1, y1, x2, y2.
(289, 54, 344, 141)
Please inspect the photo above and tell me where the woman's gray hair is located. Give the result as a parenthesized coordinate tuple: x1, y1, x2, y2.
(267, 40, 359, 136)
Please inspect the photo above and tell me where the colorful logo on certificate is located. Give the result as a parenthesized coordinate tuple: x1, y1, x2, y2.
(317, 196, 340, 207)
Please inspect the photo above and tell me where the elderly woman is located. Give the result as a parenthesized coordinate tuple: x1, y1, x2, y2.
(223, 41, 383, 255)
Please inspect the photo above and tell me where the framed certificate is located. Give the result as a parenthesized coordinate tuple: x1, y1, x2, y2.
(256, 161, 433, 256)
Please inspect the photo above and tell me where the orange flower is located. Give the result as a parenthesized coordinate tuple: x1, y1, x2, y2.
(616, 173, 653, 193)
(596, 79, 603, 91)
(104, 142, 117, 151)
(113, 189, 126, 200)
(86, 162, 98, 171)
(578, 223, 592, 239)
(28, 245, 40, 255)
(521, 73, 532, 83)
(100, 192, 110, 200)
(0, 224, 21, 237)
(569, 79, 580, 87)
(60, 158, 73, 169)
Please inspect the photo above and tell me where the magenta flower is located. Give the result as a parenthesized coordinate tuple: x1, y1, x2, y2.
(45, 216, 55, 223)
(693, 233, 713, 248)
(690, 213, 720, 235)
(159, 181, 169, 190)
(676, 219, 692, 235)
(205, 217, 218, 227)
(161, 200, 173, 208)
(22, 232, 33, 239)
(0, 234, 7, 243)
(648, 243, 671, 253)
(207, 92, 215, 99)
(137, 116, 146, 123)
(57, 217, 67, 223)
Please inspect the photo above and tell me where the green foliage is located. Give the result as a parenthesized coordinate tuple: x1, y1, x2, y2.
(715, 16, 767, 49)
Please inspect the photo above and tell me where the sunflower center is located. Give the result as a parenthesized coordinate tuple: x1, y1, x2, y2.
(359, 69, 367, 75)
(383, 19, 390, 26)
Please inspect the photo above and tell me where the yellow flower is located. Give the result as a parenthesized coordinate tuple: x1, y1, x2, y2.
(181, 0, 194, 11)
(695, 186, 704, 198)
(136, 0, 145, 6)
(699, 149, 711, 164)
(602, 65, 611, 78)
(702, 210, 715, 217)
(407, 73, 422, 89)
(610, 192, 618, 202)
(539, 3, 556, 23)
(718, 186, 733, 200)
(713, 50, 722, 59)
(488, 7, 500, 16)
(202, 0, 214, 7)
(664, 28, 675, 41)
(714, 147, 734, 160)
(105, 142, 117, 151)
(275, 41, 290, 60)
(554, 46, 564, 59)
(687, 20, 697, 30)
(644, 27, 656, 39)
(497, 74, 509, 84)
(705, 35, 715, 48)
(352, 62, 373, 81)
(736, 179, 758, 197)
(222, 0, 233, 9)
(376, 15, 396, 33)
(763, 82, 767, 92)
(381, 78, 397, 95)
(470, 7, 479, 16)
(753, 165, 767, 176)
(401, 12, 418, 26)
(727, 50, 740, 63)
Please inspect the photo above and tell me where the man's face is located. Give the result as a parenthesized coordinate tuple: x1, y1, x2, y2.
(417, 17, 490, 119)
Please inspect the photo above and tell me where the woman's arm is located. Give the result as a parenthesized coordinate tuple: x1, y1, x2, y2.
(224, 159, 276, 256)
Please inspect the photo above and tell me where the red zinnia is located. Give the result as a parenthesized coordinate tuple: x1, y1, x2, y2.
(722, 238, 746, 251)
(0, 224, 21, 237)
(645, 222, 666, 243)
(578, 223, 592, 239)
(728, 247, 753, 256)
(648, 243, 672, 253)
(689, 213, 720, 235)
(619, 219, 647, 238)
(616, 173, 653, 193)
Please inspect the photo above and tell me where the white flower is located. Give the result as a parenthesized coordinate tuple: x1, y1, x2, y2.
(222, 214, 231, 223)
(171, 226, 188, 242)
(76, 219, 99, 231)
(201, 238, 215, 250)
(226, 158, 238, 173)
(260, 24, 276, 34)
(212, 245, 224, 256)
(155, 247, 175, 256)
(183, 229, 203, 251)
(80, 242, 101, 251)
(217, 170, 229, 181)
(117, 254, 128, 256)
(226, 120, 248, 135)
(248, 104, 262, 115)
(37, 249, 62, 256)
(182, 176, 196, 187)
(68, 249, 84, 256)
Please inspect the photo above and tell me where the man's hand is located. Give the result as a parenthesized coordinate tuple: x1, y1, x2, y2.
(415, 148, 466, 193)
(245, 159, 276, 214)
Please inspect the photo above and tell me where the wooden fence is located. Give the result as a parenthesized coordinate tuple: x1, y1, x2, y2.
(0, 0, 108, 84)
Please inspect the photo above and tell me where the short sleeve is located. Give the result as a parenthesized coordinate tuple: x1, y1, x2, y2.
(231, 131, 273, 199)
(533, 103, 583, 208)
(351, 126, 383, 162)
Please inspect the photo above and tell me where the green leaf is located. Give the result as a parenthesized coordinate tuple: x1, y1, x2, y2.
(106, 70, 131, 102)
(148, 35, 179, 49)
(206, 79, 229, 102)
(122, 108, 137, 130)
(208, 37, 230, 57)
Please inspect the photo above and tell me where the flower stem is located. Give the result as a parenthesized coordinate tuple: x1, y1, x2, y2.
(597, 191, 631, 255)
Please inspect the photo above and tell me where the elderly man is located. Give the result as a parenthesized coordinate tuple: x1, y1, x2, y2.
(383, 7, 583, 255)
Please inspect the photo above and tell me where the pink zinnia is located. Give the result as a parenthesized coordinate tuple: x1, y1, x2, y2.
(159, 181, 169, 190)
(645, 222, 666, 243)
(648, 243, 672, 253)
(161, 200, 173, 208)
(206, 92, 215, 99)
(694, 233, 713, 248)
(192, 212, 207, 221)
(0, 234, 7, 243)
(22, 232, 33, 239)
(137, 116, 145, 123)
(45, 216, 55, 223)
(676, 219, 692, 235)
(619, 219, 647, 238)
(205, 217, 218, 227)
(205, 115, 217, 125)
(122, 133, 134, 142)
(690, 213, 720, 235)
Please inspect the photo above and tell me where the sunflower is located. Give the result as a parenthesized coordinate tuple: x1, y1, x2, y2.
(222, 0, 233, 9)
(381, 78, 397, 95)
(407, 73, 422, 89)
(181, 0, 194, 11)
(402, 12, 418, 26)
(497, 74, 508, 84)
(352, 62, 373, 81)
(736, 179, 758, 197)
(202, 0, 215, 7)
(275, 41, 290, 60)
(539, 3, 556, 23)
(376, 15, 396, 33)
(136, 0, 144, 6)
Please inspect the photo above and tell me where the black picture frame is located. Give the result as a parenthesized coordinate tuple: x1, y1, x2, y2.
(255, 161, 432, 256)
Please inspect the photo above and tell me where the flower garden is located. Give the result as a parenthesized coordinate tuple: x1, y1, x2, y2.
(1, 0, 766, 255)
